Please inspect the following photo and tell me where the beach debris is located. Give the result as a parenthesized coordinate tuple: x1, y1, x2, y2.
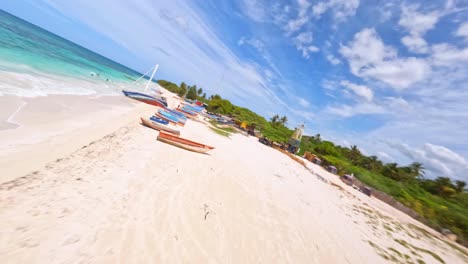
(203, 203, 213, 220)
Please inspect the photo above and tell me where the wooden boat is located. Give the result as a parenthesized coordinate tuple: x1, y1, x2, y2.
(140, 117, 180, 136)
(157, 131, 214, 153)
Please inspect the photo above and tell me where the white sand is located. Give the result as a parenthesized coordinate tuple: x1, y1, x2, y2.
(0, 93, 466, 263)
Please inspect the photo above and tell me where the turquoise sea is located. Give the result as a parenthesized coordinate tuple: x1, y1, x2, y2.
(0, 10, 143, 97)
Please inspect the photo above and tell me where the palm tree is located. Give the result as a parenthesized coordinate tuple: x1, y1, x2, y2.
(197, 87, 203, 95)
(279, 116, 288, 126)
(363, 155, 380, 171)
(347, 145, 361, 163)
(409, 162, 425, 177)
(455, 180, 466, 193)
(383, 163, 400, 180)
(270, 114, 280, 124)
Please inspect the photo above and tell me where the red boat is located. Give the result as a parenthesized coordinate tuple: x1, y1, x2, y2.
(157, 131, 214, 153)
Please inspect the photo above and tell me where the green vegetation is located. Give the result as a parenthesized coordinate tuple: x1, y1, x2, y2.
(208, 120, 237, 134)
(394, 239, 445, 264)
(209, 127, 230, 137)
(417, 259, 426, 264)
(388, 247, 403, 257)
(156, 79, 468, 246)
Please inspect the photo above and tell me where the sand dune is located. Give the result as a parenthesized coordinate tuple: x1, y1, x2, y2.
(0, 94, 466, 263)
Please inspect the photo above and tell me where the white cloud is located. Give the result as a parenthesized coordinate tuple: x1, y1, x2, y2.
(285, 16, 309, 34)
(312, 2, 328, 17)
(431, 43, 468, 66)
(377, 151, 393, 163)
(379, 3, 394, 22)
(340, 28, 429, 89)
(389, 142, 468, 180)
(290, 108, 315, 121)
(293, 31, 319, 58)
(383, 97, 410, 110)
(298, 97, 310, 107)
(326, 54, 341, 65)
(340, 80, 373, 102)
(327, 102, 385, 117)
(455, 21, 468, 40)
(312, 0, 360, 22)
(401, 35, 429, 53)
(283, 0, 312, 35)
(295, 31, 313, 43)
(399, 6, 439, 36)
(398, 5, 439, 54)
(237, 36, 283, 78)
(241, 0, 267, 22)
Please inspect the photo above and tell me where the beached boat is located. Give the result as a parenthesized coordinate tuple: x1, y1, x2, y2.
(122, 90, 167, 107)
(154, 113, 184, 126)
(150, 115, 169, 125)
(158, 110, 186, 125)
(140, 117, 180, 136)
(157, 131, 214, 153)
(176, 107, 197, 117)
(122, 64, 168, 107)
(164, 108, 188, 120)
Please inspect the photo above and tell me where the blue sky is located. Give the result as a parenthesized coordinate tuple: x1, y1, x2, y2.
(2, 0, 468, 180)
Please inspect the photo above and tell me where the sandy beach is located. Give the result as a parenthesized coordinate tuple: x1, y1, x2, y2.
(0, 92, 467, 264)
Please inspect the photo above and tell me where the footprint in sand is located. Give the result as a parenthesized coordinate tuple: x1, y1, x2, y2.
(62, 235, 81, 246)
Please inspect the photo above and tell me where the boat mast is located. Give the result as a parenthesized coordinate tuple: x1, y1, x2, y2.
(145, 64, 159, 92)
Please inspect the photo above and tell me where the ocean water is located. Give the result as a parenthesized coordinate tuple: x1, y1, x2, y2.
(0, 10, 144, 97)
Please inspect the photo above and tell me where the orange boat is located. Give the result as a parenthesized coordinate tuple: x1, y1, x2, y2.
(140, 117, 180, 136)
(157, 131, 214, 154)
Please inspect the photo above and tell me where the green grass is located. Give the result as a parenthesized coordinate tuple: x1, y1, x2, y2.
(411, 245, 445, 264)
(394, 239, 445, 264)
(441, 240, 468, 258)
(208, 120, 237, 133)
(209, 127, 230, 137)
(322, 155, 468, 245)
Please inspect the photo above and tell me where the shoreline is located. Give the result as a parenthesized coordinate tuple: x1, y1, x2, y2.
(0, 94, 152, 184)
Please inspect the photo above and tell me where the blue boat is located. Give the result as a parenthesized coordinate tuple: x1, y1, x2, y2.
(181, 107, 197, 115)
(158, 110, 185, 124)
(150, 116, 169, 125)
(165, 108, 188, 120)
(182, 104, 202, 112)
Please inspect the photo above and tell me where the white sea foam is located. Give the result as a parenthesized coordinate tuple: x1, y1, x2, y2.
(6, 100, 27, 129)
(0, 70, 136, 98)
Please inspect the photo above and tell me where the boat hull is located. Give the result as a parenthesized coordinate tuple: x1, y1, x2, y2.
(157, 131, 214, 153)
(122, 90, 167, 107)
(141, 118, 180, 136)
